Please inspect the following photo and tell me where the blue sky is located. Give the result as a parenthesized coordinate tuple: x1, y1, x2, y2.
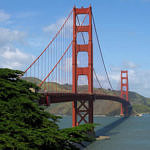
(0, 0, 150, 97)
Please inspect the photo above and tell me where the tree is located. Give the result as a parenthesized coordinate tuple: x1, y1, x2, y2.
(0, 68, 94, 150)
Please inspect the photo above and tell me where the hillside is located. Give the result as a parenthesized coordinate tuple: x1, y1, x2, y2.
(24, 77, 150, 115)
(46, 91, 150, 116)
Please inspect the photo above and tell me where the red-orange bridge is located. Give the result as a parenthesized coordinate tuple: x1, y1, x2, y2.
(23, 6, 132, 127)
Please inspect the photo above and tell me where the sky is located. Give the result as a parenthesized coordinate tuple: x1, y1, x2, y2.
(0, 0, 150, 97)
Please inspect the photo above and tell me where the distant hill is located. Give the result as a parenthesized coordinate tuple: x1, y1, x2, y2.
(23, 77, 150, 115)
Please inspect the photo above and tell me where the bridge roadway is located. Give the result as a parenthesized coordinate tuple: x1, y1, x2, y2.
(40, 93, 131, 107)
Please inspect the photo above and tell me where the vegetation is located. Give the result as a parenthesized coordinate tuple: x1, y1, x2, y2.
(132, 104, 150, 113)
(0, 68, 94, 150)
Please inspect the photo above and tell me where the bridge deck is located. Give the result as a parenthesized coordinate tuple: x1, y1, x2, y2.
(40, 93, 131, 106)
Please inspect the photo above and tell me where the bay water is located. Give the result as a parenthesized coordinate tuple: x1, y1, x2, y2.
(58, 114, 150, 150)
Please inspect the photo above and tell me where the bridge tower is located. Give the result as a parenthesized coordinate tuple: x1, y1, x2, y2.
(72, 6, 93, 127)
(120, 70, 129, 116)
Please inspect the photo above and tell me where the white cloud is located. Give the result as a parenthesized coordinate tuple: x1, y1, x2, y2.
(0, 10, 36, 71)
(0, 10, 10, 22)
(0, 26, 31, 70)
(1, 47, 29, 60)
(0, 28, 26, 46)
(110, 73, 120, 82)
(43, 23, 58, 33)
(1, 62, 22, 69)
(0, 46, 34, 70)
(108, 61, 150, 97)
(122, 61, 137, 69)
(43, 17, 72, 35)
(0, 7, 32, 71)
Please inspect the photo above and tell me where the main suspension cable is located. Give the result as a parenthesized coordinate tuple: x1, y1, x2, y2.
(92, 12, 113, 90)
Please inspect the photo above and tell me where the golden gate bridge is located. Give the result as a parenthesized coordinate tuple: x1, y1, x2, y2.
(23, 6, 132, 127)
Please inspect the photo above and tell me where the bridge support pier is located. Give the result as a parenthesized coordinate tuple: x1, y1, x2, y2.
(72, 100, 77, 126)
(72, 99, 93, 126)
(39, 95, 51, 106)
(121, 104, 129, 116)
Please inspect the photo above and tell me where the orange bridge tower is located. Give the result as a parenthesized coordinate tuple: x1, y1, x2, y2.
(120, 70, 129, 116)
(72, 6, 93, 127)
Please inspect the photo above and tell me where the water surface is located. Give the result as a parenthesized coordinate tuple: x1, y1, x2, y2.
(58, 114, 150, 150)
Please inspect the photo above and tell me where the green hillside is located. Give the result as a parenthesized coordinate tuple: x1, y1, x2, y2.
(24, 77, 150, 115)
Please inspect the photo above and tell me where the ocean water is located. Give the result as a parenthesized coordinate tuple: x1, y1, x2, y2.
(58, 114, 150, 150)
